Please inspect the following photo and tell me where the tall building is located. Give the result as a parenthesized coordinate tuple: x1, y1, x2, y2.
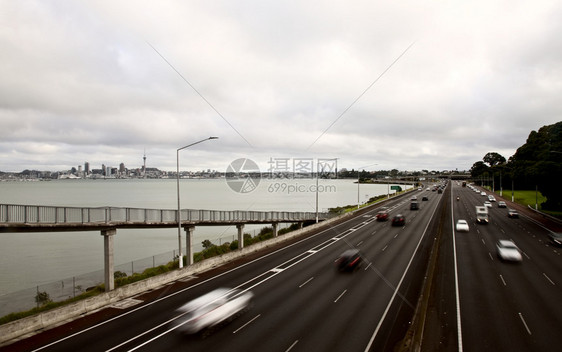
(143, 150, 147, 179)
(84, 162, 90, 175)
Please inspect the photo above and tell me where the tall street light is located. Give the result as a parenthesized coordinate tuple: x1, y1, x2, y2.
(357, 163, 378, 209)
(177, 136, 218, 268)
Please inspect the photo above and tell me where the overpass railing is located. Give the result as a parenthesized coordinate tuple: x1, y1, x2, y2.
(0, 204, 329, 226)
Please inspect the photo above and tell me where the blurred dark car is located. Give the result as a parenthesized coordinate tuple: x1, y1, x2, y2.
(548, 232, 562, 246)
(410, 201, 419, 210)
(376, 211, 389, 221)
(507, 209, 519, 218)
(336, 249, 362, 272)
(422, 196, 428, 201)
(391, 214, 406, 226)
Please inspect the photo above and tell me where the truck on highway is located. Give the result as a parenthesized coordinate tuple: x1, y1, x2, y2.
(475, 206, 489, 224)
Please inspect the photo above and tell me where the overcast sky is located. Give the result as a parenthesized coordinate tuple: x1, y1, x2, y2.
(1, 1, 561, 173)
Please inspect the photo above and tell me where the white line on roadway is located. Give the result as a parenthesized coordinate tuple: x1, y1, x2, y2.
(542, 273, 555, 285)
(334, 289, 347, 303)
(299, 277, 314, 288)
(233, 314, 261, 334)
(518, 312, 532, 335)
(285, 340, 299, 351)
(451, 185, 464, 352)
(499, 275, 506, 286)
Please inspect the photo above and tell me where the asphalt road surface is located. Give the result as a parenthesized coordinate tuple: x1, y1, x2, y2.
(2, 187, 444, 352)
(422, 182, 562, 352)
(5, 180, 559, 352)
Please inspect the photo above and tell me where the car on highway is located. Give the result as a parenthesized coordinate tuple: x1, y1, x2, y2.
(422, 196, 428, 201)
(336, 249, 362, 272)
(484, 201, 492, 208)
(176, 288, 254, 334)
(410, 201, 419, 210)
(376, 211, 389, 221)
(488, 195, 496, 202)
(481, 191, 487, 196)
(496, 240, 522, 262)
(391, 214, 406, 226)
(455, 219, 470, 232)
(507, 208, 519, 218)
(548, 232, 562, 246)
(498, 201, 507, 208)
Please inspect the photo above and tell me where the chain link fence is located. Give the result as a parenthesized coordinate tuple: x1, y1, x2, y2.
(0, 249, 179, 318)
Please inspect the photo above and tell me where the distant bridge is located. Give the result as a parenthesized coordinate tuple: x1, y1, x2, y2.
(0, 203, 330, 292)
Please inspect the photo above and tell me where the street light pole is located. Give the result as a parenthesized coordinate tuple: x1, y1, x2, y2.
(177, 136, 218, 268)
(356, 163, 378, 209)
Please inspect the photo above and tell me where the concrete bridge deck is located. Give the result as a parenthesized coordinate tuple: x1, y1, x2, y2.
(0, 203, 331, 292)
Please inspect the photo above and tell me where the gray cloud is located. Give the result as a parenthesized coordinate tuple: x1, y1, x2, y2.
(1, 1, 561, 173)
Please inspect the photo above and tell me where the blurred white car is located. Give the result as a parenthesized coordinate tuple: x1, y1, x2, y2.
(488, 195, 496, 202)
(176, 288, 253, 334)
(481, 191, 487, 196)
(496, 240, 522, 262)
(484, 201, 492, 208)
(456, 219, 470, 232)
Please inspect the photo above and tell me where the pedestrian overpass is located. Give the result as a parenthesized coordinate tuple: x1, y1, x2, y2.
(0, 204, 330, 292)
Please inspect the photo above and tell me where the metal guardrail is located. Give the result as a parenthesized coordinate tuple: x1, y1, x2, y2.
(0, 204, 329, 228)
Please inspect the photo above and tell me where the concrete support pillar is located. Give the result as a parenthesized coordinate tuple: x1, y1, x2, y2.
(237, 224, 245, 249)
(185, 226, 195, 266)
(272, 222, 279, 237)
(299, 222, 304, 229)
(101, 228, 116, 292)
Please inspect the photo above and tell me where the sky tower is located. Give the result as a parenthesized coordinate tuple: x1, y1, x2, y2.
(143, 150, 147, 178)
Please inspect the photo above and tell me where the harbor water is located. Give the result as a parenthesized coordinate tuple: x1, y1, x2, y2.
(0, 178, 407, 296)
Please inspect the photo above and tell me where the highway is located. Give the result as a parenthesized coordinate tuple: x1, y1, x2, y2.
(3, 187, 444, 352)
(450, 182, 562, 351)
(421, 181, 562, 352)
(5, 180, 560, 352)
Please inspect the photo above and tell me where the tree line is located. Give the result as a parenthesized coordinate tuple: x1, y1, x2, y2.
(470, 121, 562, 210)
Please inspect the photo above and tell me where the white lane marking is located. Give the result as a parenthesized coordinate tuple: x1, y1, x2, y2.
(109, 298, 144, 310)
(357, 241, 364, 247)
(518, 313, 532, 335)
(543, 273, 555, 285)
(334, 289, 347, 303)
(499, 275, 506, 286)
(481, 238, 486, 245)
(233, 314, 261, 334)
(299, 277, 314, 288)
(394, 233, 398, 239)
(451, 186, 464, 352)
(382, 245, 388, 252)
(488, 253, 494, 261)
(105, 312, 189, 352)
(364, 262, 372, 271)
(285, 340, 299, 352)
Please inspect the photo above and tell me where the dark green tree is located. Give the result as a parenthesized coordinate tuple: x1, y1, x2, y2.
(483, 152, 506, 167)
(508, 121, 562, 210)
(470, 161, 489, 178)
